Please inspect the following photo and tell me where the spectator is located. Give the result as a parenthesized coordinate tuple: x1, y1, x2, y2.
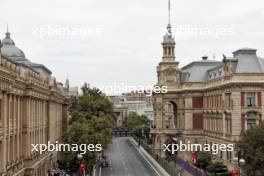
(47, 170, 53, 176)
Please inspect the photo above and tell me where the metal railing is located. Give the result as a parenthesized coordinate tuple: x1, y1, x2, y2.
(133, 136, 180, 176)
(133, 135, 205, 176)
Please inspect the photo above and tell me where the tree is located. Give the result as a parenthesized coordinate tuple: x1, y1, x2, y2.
(164, 135, 177, 161)
(206, 162, 230, 176)
(59, 83, 116, 174)
(195, 151, 212, 171)
(194, 152, 231, 176)
(70, 83, 115, 122)
(237, 123, 264, 176)
(124, 112, 150, 137)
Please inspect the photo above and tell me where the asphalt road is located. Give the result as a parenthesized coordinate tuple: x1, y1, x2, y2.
(95, 137, 158, 176)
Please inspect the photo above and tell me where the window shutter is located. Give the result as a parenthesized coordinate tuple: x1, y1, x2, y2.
(241, 92, 244, 107)
(241, 115, 245, 132)
(193, 113, 203, 129)
(192, 96, 203, 108)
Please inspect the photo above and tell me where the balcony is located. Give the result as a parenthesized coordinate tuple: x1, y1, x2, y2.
(151, 128, 183, 135)
(151, 128, 204, 136)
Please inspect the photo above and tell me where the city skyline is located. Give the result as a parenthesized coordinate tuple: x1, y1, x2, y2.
(1, 0, 264, 88)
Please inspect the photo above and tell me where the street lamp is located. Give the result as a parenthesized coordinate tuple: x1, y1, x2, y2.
(233, 150, 246, 176)
(172, 137, 178, 169)
(77, 154, 83, 160)
(77, 154, 84, 176)
(239, 158, 245, 167)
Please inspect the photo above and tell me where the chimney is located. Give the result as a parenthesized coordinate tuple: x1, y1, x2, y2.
(202, 55, 208, 60)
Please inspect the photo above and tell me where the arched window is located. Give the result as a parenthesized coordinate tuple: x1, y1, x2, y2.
(246, 113, 257, 130)
(165, 101, 178, 129)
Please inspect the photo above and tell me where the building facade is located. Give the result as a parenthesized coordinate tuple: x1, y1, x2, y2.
(122, 91, 154, 121)
(0, 31, 69, 176)
(108, 92, 154, 128)
(108, 96, 128, 128)
(151, 21, 264, 168)
(69, 86, 79, 97)
(122, 91, 153, 106)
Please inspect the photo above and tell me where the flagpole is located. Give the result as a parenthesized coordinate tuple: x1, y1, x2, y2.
(168, 0, 171, 24)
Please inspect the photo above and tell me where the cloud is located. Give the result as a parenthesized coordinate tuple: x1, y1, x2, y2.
(0, 0, 263, 88)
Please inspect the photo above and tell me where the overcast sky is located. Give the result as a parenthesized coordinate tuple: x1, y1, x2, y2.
(1, 0, 264, 90)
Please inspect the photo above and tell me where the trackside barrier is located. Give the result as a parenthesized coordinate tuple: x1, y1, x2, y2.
(132, 136, 205, 176)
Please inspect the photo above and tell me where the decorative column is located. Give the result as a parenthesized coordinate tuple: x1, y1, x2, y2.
(256, 114, 260, 126)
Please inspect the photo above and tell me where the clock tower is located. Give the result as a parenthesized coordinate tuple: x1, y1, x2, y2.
(156, 0, 181, 87)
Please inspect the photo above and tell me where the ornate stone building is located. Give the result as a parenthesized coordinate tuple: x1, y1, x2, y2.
(0, 30, 69, 175)
(151, 18, 264, 168)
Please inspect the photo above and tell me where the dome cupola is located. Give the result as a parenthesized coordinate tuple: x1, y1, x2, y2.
(163, 23, 175, 44)
(2, 31, 15, 45)
(1, 29, 26, 60)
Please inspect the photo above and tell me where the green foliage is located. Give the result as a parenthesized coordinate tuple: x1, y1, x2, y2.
(207, 162, 230, 176)
(237, 123, 264, 176)
(195, 151, 212, 170)
(124, 112, 150, 136)
(67, 116, 114, 149)
(194, 152, 230, 176)
(59, 83, 116, 174)
(164, 137, 175, 161)
(70, 83, 115, 122)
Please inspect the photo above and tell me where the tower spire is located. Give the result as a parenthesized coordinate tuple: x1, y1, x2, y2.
(168, 0, 171, 25)
(6, 23, 10, 38)
(65, 77, 69, 89)
(167, 0, 172, 34)
(162, 0, 175, 61)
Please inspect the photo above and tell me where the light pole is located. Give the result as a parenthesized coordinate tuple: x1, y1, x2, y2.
(237, 158, 245, 176)
(233, 150, 245, 176)
(173, 137, 178, 169)
(77, 154, 84, 176)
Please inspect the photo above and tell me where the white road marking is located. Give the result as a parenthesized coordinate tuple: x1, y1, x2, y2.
(99, 166, 102, 176)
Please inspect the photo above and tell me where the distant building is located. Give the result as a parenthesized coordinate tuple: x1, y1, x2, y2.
(122, 91, 154, 120)
(123, 100, 154, 121)
(122, 91, 153, 106)
(108, 96, 128, 128)
(108, 92, 154, 128)
(114, 105, 129, 128)
(0, 30, 69, 176)
(69, 86, 79, 97)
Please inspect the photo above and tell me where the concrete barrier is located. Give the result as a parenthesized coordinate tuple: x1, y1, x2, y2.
(129, 138, 170, 176)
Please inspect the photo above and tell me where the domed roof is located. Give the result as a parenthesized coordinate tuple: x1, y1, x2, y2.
(163, 33, 175, 44)
(1, 32, 26, 59)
